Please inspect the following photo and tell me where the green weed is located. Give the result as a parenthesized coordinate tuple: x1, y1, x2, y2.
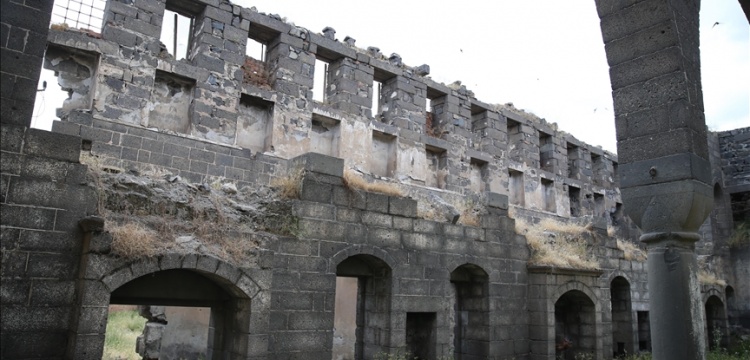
(103, 309, 144, 360)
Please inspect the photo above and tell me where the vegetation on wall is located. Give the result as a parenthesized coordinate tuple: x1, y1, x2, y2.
(515, 217, 600, 270)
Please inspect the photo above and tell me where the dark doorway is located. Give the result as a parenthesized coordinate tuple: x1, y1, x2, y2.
(555, 290, 596, 360)
(705, 295, 728, 350)
(450, 264, 490, 360)
(334, 254, 392, 359)
(610, 277, 634, 357)
(406, 312, 436, 360)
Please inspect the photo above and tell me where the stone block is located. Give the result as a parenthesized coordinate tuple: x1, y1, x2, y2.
(389, 197, 417, 217)
(0, 203, 56, 230)
(299, 178, 332, 203)
(290, 153, 344, 177)
(24, 129, 80, 163)
(366, 192, 389, 213)
(0, 332, 69, 359)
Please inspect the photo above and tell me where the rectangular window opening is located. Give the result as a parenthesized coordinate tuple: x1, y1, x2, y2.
(539, 131, 554, 172)
(406, 312, 437, 360)
(313, 58, 330, 103)
(371, 131, 397, 177)
(594, 193, 605, 217)
(148, 70, 195, 133)
(310, 114, 340, 157)
(469, 158, 488, 193)
(591, 153, 604, 186)
(567, 143, 579, 179)
(542, 178, 556, 213)
(425, 147, 448, 189)
(569, 186, 581, 217)
(637, 311, 651, 352)
(242, 36, 270, 88)
(160, 8, 196, 61)
(470, 103, 488, 135)
(372, 80, 383, 116)
(507, 119, 523, 161)
(425, 87, 446, 138)
(509, 170, 525, 206)
(237, 94, 274, 153)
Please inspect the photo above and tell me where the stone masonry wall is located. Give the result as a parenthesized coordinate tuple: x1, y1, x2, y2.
(1, 1, 98, 359)
(1, 0, 746, 359)
(43, 0, 623, 223)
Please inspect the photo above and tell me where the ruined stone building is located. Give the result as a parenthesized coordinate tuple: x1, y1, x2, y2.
(1, 0, 748, 359)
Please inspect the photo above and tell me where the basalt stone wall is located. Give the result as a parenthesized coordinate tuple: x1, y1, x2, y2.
(1, 0, 746, 359)
(1, 1, 97, 359)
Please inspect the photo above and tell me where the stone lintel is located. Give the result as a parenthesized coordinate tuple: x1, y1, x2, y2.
(526, 265, 603, 277)
(289, 152, 343, 178)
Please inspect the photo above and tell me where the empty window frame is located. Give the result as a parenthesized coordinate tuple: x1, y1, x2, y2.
(160, 2, 200, 61)
(539, 131, 554, 172)
(542, 178, 556, 213)
(370, 131, 397, 177)
(569, 185, 581, 217)
(509, 170, 525, 206)
(591, 153, 604, 186)
(425, 87, 446, 137)
(594, 193, 605, 217)
(567, 143, 579, 178)
(469, 158, 488, 193)
(425, 146, 448, 189)
(313, 58, 330, 102)
(310, 114, 340, 156)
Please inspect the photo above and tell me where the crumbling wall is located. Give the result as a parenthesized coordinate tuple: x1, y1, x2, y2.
(3, 0, 745, 359)
(45, 0, 622, 222)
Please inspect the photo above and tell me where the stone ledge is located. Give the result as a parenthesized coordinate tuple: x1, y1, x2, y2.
(527, 265, 603, 277)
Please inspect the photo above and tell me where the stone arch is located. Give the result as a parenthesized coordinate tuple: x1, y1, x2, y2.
(551, 282, 601, 360)
(610, 276, 634, 357)
(705, 295, 728, 350)
(68, 252, 268, 360)
(449, 263, 490, 360)
(331, 247, 394, 359)
(330, 244, 397, 273)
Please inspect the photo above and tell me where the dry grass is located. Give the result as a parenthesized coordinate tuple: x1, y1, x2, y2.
(617, 239, 647, 262)
(271, 167, 304, 199)
(516, 217, 599, 269)
(343, 169, 403, 197)
(699, 270, 727, 287)
(109, 222, 160, 259)
(455, 200, 481, 227)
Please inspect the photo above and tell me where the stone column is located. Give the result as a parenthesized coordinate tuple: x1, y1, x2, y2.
(595, 0, 712, 359)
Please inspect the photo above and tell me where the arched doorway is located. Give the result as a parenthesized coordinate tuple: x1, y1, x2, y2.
(555, 290, 596, 360)
(705, 295, 727, 350)
(108, 269, 252, 359)
(333, 254, 392, 360)
(450, 264, 490, 360)
(610, 276, 634, 357)
(68, 254, 265, 360)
